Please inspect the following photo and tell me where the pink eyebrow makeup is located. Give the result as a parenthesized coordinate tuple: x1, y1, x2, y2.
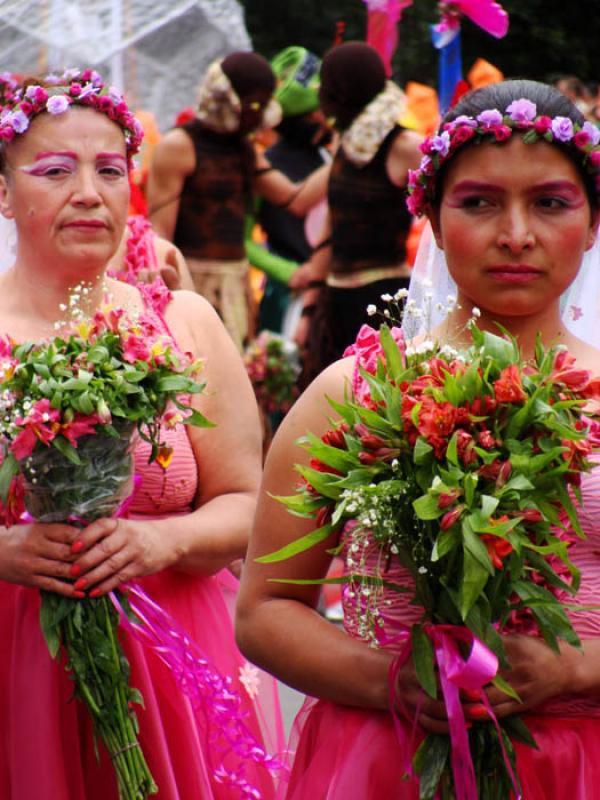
(20, 151, 78, 175)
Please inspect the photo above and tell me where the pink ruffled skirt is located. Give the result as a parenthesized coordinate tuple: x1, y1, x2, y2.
(282, 697, 600, 799)
(0, 568, 282, 800)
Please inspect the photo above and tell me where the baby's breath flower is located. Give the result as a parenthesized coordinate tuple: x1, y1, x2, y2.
(367, 304, 377, 316)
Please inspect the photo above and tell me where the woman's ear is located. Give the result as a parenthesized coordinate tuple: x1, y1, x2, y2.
(0, 174, 14, 220)
(585, 209, 600, 251)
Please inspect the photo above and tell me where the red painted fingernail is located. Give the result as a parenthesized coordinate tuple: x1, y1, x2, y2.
(462, 689, 480, 702)
(89, 588, 102, 598)
(468, 704, 489, 720)
(74, 577, 87, 591)
(69, 563, 81, 577)
(71, 540, 84, 554)
(74, 591, 86, 599)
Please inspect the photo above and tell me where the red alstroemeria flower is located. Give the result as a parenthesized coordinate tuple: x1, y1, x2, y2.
(481, 524, 513, 570)
(60, 413, 101, 447)
(417, 396, 458, 442)
(493, 364, 527, 404)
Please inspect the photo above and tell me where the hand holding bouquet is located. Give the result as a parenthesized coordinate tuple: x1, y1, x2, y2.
(262, 317, 600, 800)
(0, 298, 212, 799)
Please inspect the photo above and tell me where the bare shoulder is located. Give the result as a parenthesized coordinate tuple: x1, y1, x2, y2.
(153, 128, 195, 173)
(276, 357, 355, 442)
(387, 128, 424, 184)
(163, 290, 218, 342)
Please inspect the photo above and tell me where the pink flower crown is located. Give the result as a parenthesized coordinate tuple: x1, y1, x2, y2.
(0, 68, 143, 159)
(407, 97, 600, 217)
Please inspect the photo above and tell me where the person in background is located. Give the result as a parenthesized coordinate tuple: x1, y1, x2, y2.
(254, 45, 330, 334)
(147, 51, 330, 351)
(294, 42, 423, 387)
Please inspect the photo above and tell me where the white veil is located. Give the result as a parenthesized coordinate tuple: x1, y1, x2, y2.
(0, 216, 16, 274)
(403, 222, 600, 349)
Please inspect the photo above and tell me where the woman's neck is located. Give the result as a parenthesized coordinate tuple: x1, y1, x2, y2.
(441, 300, 569, 360)
(1, 263, 108, 329)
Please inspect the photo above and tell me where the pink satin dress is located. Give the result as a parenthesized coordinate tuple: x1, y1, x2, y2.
(0, 425, 283, 799)
(283, 336, 600, 799)
(0, 258, 283, 798)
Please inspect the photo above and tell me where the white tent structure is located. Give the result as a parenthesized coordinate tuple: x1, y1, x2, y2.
(0, 0, 252, 130)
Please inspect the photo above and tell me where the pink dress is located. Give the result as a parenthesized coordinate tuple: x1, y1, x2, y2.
(0, 282, 283, 798)
(283, 338, 600, 800)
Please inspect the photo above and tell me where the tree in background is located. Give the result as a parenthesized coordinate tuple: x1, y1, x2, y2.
(241, 0, 599, 88)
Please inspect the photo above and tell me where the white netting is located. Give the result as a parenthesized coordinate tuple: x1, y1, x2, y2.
(0, 0, 252, 130)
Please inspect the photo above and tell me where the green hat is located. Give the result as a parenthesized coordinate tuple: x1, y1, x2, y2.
(271, 46, 321, 117)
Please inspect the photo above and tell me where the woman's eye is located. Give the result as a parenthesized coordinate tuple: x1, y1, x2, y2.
(537, 196, 568, 209)
(461, 196, 491, 209)
(98, 166, 126, 178)
(40, 165, 71, 177)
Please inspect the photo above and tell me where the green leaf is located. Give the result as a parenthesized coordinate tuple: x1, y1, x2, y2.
(156, 375, 196, 392)
(379, 324, 404, 381)
(460, 547, 490, 620)
(491, 674, 521, 703)
(413, 437, 433, 465)
(501, 715, 539, 749)
(445, 432, 459, 466)
(413, 494, 444, 521)
(255, 523, 334, 563)
(52, 436, 83, 465)
(413, 735, 450, 800)
(412, 624, 437, 699)
(0, 453, 18, 502)
(181, 408, 216, 429)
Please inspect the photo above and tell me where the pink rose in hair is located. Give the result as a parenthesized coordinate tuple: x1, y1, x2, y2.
(583, 121, 600, 147)
(493, 124, 512, 142)
(451, 125, 476, 147)
(46, 95, 70, 115)
(573, 130, 591, 150)
(533, 116, 552, 135)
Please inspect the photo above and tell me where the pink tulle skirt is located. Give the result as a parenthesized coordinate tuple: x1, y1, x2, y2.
(0, 568, 283, 800)
(282, 698, 600, 799)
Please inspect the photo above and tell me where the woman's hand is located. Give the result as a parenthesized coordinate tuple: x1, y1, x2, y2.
(393, 655, 452, 734)
(0, 519, 116, 596)
(465, 635, 569, 721)
(69, 518, 177, 596)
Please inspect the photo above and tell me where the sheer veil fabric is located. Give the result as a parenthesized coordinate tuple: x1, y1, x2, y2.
(403, 221, 600, 349)
(0, 216, 16, 273)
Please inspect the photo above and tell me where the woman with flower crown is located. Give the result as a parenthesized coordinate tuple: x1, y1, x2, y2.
(0, 70, 282, 799)
(236, 78, 600, 798)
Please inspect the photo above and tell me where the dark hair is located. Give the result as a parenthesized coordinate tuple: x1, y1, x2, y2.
(434, 79, 598, 210)
(221, 52, 275, 100)
(319, 41, 386, 131)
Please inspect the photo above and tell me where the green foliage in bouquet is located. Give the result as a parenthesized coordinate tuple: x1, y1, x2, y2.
(260, 320, 600, 799)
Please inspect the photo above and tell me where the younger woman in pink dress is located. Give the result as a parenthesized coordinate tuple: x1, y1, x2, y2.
(236, 79, 600, 798)
(0, 70, 282, 799)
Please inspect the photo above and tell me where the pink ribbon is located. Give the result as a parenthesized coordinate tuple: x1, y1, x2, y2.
(436, 0, 509, 39)
(110, 583, 286, 799)
(389, 623, 521, 800)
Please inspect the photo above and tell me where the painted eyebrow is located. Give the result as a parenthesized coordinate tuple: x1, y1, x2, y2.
(529, 181, 583, 194)
(34, 151, 78, 160)
(449, 180, 505, 193)
(96, 152, 127, 163)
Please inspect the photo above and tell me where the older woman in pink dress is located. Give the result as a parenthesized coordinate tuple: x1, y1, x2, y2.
(0, 70, 281, 799)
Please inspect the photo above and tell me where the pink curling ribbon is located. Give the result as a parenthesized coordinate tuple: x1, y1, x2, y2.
(427, 624, 521, 800)
(110, 583, 287, 800)
(435, 0, 509, 40)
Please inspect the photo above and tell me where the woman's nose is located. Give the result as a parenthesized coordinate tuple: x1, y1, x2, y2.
(71, 168, 102, 206)
(496, 205, 535, 253)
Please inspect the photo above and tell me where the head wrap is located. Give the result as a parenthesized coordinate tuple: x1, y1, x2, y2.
(319, 41, 386, 131)
(196, 53, 281, 134)
(271, 46, 321, 118)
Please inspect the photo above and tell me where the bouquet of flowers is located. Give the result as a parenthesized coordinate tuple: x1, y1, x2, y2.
(261, 314, 600, 800)
(244, 330, 300, 417)
(0, 297, 212, 799)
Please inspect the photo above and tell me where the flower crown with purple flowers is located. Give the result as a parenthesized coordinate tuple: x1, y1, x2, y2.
(0, 68, 143, 160)
(407, 97, 600, 217)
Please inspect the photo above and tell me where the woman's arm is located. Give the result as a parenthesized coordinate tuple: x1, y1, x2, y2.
(253, 149, 330, 218)
(147, 130, 196, 241)
(235, 359, 394, 709)
(69, 292, 263, 594)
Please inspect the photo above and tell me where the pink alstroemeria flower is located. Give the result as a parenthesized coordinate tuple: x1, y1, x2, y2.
(550, 350, 591, 392)
(11, 398, 60, 459)
(122, 333, 151, 364)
